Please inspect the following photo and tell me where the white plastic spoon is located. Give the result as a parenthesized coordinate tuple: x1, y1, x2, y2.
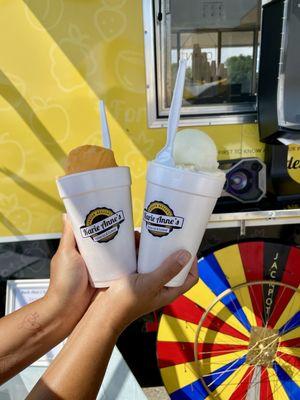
(155, 58, 187, 166)
(99, 100, 111, 149)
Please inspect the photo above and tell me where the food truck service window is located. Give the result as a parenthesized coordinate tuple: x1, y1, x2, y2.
(143, 0, 261, 127)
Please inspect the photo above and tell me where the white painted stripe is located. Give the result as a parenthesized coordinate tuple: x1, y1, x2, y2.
(208, 217, 300, 229)
(246, 365, 261, 400)
(0, 233, 62, 243)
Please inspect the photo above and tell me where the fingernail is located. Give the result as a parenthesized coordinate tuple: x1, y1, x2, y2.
(176, 250, 192, 266)
(62, 213, 67, 223)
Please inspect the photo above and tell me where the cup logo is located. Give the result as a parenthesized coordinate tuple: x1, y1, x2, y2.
(144, 201, 184, 237)
(80, 207, 125, 243)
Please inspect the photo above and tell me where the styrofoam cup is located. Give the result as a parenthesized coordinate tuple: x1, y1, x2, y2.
(137, 162, 225, 287)
(56, 167, 136, 287)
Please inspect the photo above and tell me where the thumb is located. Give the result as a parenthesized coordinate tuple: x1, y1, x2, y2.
(58, 214, 76, 250)
(148, 250, 192, 287)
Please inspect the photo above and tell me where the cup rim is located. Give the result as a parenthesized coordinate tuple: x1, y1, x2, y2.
(57, 166, 128, 182)
(147, 160, 225, 197)
(149, 160, 225, 180)
(56, 166, 131, 199)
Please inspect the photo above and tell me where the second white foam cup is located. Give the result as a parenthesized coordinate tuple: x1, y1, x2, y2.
(57, 167, 136, 287)
(137, 162, 225, 287)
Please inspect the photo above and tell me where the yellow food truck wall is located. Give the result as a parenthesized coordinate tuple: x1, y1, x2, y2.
(0, 0, 299, 237)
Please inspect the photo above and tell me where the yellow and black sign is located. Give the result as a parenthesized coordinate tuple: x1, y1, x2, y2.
(80, 207, 124, 244)
(144, 201, 184, 238)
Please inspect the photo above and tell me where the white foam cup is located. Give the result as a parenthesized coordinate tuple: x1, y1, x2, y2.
(57, 167, 136, 287)
(137, 162, 225, 287)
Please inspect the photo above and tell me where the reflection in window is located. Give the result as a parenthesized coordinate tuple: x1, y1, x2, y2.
(160, 0, 261, 115)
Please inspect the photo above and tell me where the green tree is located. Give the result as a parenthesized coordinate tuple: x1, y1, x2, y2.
(225, 54, 252, 93)
(171, 64, 193, 84)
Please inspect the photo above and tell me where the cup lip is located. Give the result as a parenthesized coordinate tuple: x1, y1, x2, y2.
(56, 166, 131, 199)
(57, 166, 128, 182)
(149, 160, 225, 180)
(147, 160, 225, 197)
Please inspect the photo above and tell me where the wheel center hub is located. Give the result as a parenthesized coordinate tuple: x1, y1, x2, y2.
(246, 327, 279, 367)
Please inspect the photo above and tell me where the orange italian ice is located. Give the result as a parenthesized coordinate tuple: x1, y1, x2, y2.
(65, 145, 117, 175)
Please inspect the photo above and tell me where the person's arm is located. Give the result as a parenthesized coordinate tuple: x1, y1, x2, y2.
(28, 250, 198, 400)
(0, 294, 77, 384)
(0, 217, 95, 384)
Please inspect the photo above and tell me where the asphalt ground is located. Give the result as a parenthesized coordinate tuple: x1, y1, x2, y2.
(143, 387, 169, 399)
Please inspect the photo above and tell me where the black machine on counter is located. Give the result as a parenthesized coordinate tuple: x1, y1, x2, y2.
(258, 0, 300, 143)
(258, 0, 300, 201)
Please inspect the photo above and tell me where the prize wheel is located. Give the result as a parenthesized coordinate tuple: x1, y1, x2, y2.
(157, 242, 300, 399)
